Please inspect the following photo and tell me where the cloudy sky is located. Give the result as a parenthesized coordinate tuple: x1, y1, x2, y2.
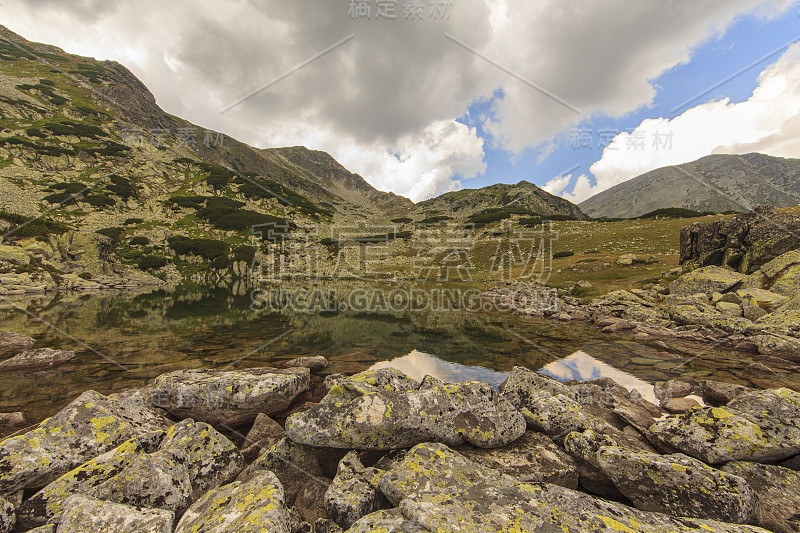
(3, 0, 800, 202)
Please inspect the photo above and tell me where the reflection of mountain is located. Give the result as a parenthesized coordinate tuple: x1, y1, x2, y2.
(370, 350, 508, 387)
(540, 350, 657, 403)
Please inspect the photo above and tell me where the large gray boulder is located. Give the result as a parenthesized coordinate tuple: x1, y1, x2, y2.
(516, 391, 614, 443)
(650, 388, 800, 464)
(150, 367, 310, 427)
(56, 495, 173, 533)
(722, 461, 800, 533)
(456, 430, 578, 489)
(376, 442, 767, 533)
(669, 266, 745, 297)
(0, 331, 34, 357)
(286, 373, 525, 450)
(0, 390, 171, 494)
(597, 446, 755, 523)
(325, 451, 386, 528)
(175, 470, 290, 533)
(17, 437, 150, 528)
(157, 419, 245, 499)
(499, 366, 575, 407)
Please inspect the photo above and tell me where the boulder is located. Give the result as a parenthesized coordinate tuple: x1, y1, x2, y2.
(517, 392, 614, 443)
(0, 331, 34, 357)
(500, 366, 575, 406)
(597, 446, 755, 523)
(717, 301, 743, 317)
(0, 390, 171, 494)
(700, 380, 754, 405)
(670, 266, 745, 297)
(662, 397, 701, 414)
(150, 367, 310, 427)
(90, 449, 193, 516)
(18, 437, 149, 528)
(650, 388, 800, 464)
(325, 451, 386, 528)
(617, 254, 637, 266)
(0, 246, 30, 266)
(240, 412, 285, 462)
(56, 495, 173, 533)
(562, 429, 626, 499)
(455, 430, 578, 489)
(377, 442, 767, 533)
(0, 496, 13, 533)
(280, 356, 328, 372)
(0, 348, 74, 372)
(722, 461, 800, 533)
(174, 470, 290, 533)
(654, 380, 694, 401)
(158, 419, 245, 499)
(737, 288, 789, 311)
(286, 374, 525, 450)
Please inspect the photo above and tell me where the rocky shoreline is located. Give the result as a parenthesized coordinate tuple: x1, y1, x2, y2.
(490, 246, 800, 373)
(0, 334, 799, 532)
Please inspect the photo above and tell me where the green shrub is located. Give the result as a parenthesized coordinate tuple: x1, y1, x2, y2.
(137, 255, 169, 270)
(124, 217, 145, 225)
(38, 79, 55, 86)
(636, 208, 714, 219)
(130, 236, 150, 246)
(0, 210, 70, 241)
(167, 236, 228, 260)
(84, 194, 115, 208)
(391, 217, 413, 224)
(26, 128, 46, 138)
(105, 174, 136, 199)
(232, 245, 256, 263)
(44, 121, 104, 139)
(468, 207, 538, 225)
(320, 238, 339, 246)
(43, 192, 78, 205)
(553, 251, 575, 259)
(96, 227, 125, 243)
(210, 256, 231, 270)
(78, 272, 93, 280)
(50, 182, 87, 194)
(413, 215, 452, 225)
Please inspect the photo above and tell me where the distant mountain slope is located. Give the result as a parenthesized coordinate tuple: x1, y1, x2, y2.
(414, 181, 587, 220)
(579, 153, 800, 219)
(0, 24, 408, 221)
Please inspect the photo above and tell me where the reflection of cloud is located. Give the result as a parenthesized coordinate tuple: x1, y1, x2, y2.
(369, 349, 508, 388)
(540, 350, 656, 404)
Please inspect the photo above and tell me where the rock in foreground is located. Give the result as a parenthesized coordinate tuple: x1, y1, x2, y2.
(286, 371, 525, 450)
(56, 494, 173, 533)
(150, 367, 310, 427)
(0, 348, 75, 372)
(373, 442, 767, 533)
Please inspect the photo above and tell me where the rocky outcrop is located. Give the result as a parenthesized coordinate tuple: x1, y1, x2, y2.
(0, 496, 13, 533)
(597, 446, 755, 523)
(174, 470, 290, 533)
(286, 370, 525, 450)
(150, 367, 310, 427)
(0, 390, 171, 494)
(679, 206, 800, 274)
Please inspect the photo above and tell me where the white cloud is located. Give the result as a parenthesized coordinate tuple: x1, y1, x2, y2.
(564, 42, 800, 203)
(1, 0, 794, 200)
(542, 174, 571, 196)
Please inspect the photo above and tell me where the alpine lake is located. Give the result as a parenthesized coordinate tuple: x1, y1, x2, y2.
(0, 280, 796, 425)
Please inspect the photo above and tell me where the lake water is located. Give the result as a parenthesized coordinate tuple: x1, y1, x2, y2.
(0, 282, 794, 424)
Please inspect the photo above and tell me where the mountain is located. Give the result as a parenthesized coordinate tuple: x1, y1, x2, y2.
(414, 181, 587, 220)
(579, 153, 800, 219)
(0, 24, 410, 222)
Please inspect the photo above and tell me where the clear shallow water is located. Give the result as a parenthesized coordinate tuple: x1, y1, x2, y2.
(0, 282, 794, 424)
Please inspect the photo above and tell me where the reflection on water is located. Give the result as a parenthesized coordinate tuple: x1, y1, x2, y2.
(370, 350, 509, 388)
(0, 282, 794, 423)
(540, 351, 658, 404)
